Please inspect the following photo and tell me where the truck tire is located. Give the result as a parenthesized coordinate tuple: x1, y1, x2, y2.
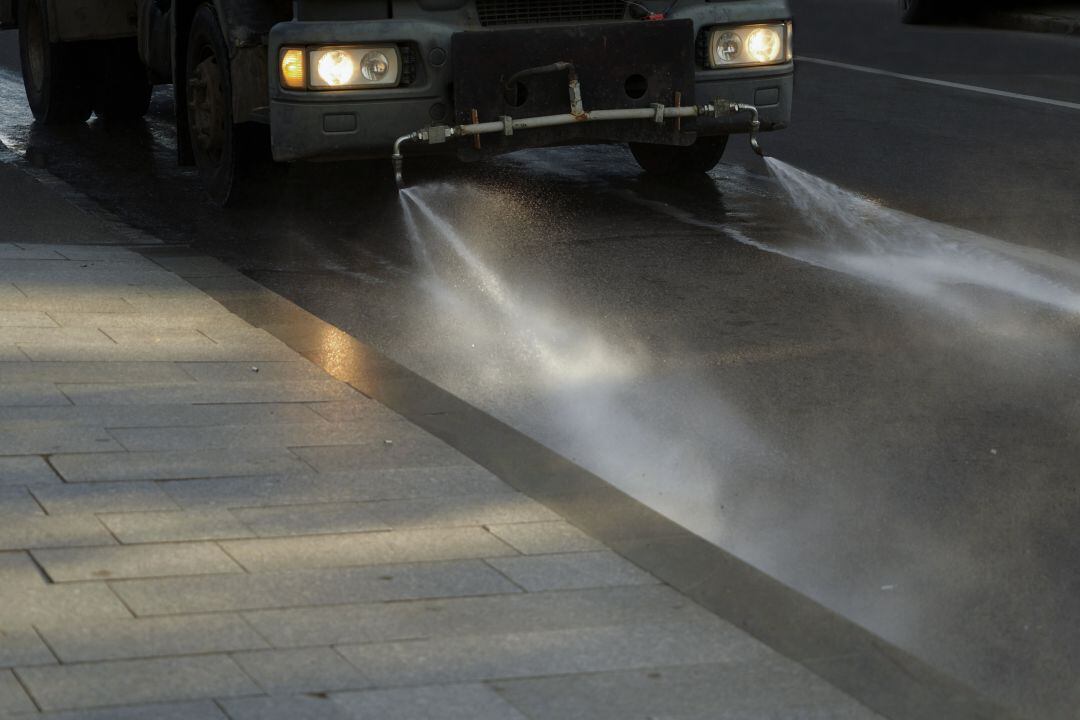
(93, 39, 153, 122)
(899, 0, 935, 24)
(17, 0, 93, 123)
(629, 136, 729, 176)
(185, 5, 263, 206)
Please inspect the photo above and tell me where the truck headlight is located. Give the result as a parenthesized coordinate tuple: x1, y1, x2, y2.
(308, 46, 401, 89)
(707, 22, 791, 69)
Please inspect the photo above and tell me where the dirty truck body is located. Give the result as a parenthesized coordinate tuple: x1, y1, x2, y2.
(1, 0, 793, 201)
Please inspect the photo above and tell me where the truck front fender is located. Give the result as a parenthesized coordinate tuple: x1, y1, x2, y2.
(173, 0, 288, 165)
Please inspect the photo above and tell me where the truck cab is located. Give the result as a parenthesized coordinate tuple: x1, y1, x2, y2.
(1, 0, 793, 204)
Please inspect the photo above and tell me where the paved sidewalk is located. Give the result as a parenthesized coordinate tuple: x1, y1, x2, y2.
(0, 164, 883, 718)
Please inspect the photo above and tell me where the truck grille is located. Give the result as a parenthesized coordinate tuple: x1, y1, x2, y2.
(476, 0, 627, 27)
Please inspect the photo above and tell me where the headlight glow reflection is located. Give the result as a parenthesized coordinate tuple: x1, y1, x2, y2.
(708, 23, 790, 68)
(306, 46, 401, 89)
(746, 28, 782, 63)
(317, 50, 356, 87)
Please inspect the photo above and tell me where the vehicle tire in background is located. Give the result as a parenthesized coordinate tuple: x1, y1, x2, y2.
(93, 39, 153, 122)
(185, 4, 266, 206)
(899, 0, 936, 24)
(17, 0, 93, 123)
(629, 136, 729, 176)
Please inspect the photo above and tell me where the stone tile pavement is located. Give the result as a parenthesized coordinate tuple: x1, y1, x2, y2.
(0, 241, 883, 718)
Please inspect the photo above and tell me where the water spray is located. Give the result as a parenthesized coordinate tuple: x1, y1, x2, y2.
(392, 61, 764, 189)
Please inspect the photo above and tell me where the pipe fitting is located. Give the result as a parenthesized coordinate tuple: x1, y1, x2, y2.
(392, 131, 421, 189)
(726, 101, 764, 157)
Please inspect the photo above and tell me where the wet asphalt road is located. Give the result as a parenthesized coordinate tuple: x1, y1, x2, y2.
(1, 1, 1079, 717)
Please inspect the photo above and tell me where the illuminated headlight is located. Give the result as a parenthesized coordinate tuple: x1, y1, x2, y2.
(308, 46, 401, 89)
(707, 22, 792, 69)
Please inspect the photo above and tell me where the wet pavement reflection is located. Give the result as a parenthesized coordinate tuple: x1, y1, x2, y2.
(1, 64, 1078, 719)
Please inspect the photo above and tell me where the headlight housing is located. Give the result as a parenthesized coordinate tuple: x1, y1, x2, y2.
(279, 45, 402, 90)
(706, 22, 792, 69)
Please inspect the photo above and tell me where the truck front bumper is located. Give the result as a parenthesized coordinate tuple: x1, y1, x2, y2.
(267, 19, 792, 163)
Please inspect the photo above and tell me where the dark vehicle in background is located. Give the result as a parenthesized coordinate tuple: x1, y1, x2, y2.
(0, 0, 794, 204)
(900, 0, 940, 23)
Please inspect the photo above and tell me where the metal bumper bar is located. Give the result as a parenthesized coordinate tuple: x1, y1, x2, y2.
(391, 61, 763, 187)
(393, 100, 761, 187)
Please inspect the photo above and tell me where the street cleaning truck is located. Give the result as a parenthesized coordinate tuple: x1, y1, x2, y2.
(0, 0, 793, 204)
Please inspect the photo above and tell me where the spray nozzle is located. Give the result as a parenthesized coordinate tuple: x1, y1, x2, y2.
(716, 100, 765, 157)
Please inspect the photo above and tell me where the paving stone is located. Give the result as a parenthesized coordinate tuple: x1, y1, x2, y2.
(217, 695, 356, 720)
(38, 614, 267, 663)
(0, 626, 56, 667)
(0, 669, 36, 714)
(486, 522, 604, 555)
(46, 246, 148, 261)
(0, 403, 327, 429)
(0, 552, 47, 587)
(121, 296, 240, 316)
(161, 475, 361, 510)
(98, 328, 216, 347)
(307, 399, 405, 424)
(177, 361, 328, 382)
(220, 527, 516, 572)
(292, 439, 470, 472)
(0, 361, 192, 384)
(59, 380, 353, 406)
(0, 486, 45, 517)
(50, 312, 247, 331)
(33, 543, 243, 582)
(0, 327, 112, 346)
(33, 700, 229, 720)
(0, 244, 65, 260)
(492, 658, 887, 720)
(231, 647, 369, 694)
(16, 655, 259, 711)
(198, 327, 292, 348)
(49, 448, 311, 482)
(31, 482, 178, 515)
(111, 560, 520, 615)
(369, 493, 560, 529)
(0, 345, 27, 361)
(0, 310, 56, 327)
(0, 297, 134, 314)
(107, 419, 419, 453)
(7, 269, 176, 287)
(0, 423, 123, 455)
(243, 585, 717, 648)
(0, 584, 131, 625)
(162, 467, 509, 509)
(486, 551, 658, 592)
(0, 282, 26, 300)
(0, 515, 114, 550)
(21, 343, 298, 362)
(335, 684, 528, 720)
(2, 257, 161, 275)
(0, 382, 71, 407)
(231, 503, 389, 537)
(99, 510, 254, 543)
(338, 621, 767, 687)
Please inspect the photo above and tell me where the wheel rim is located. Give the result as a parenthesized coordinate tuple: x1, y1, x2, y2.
(23, 2, 46, 96)
(187, 50, 226, 167)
